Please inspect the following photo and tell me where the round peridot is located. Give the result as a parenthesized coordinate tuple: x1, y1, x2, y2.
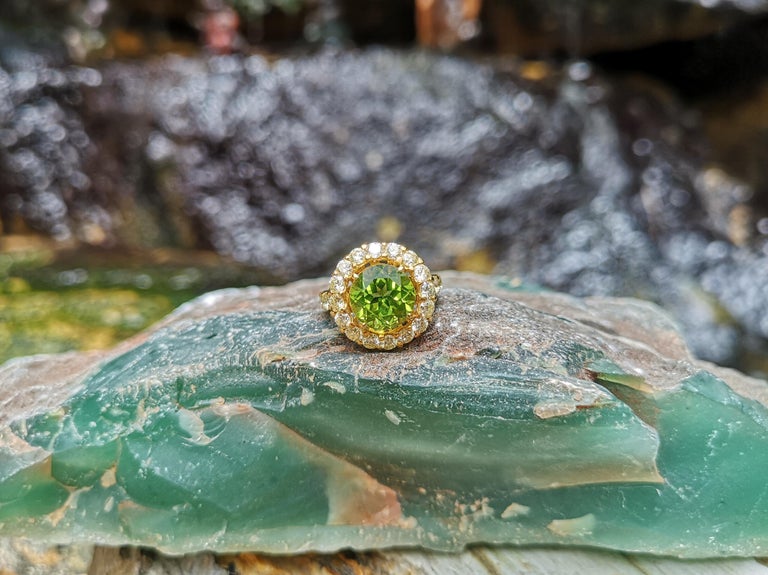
(349, 264, 416, 334)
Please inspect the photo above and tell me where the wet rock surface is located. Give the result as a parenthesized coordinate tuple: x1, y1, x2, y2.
(0, 45, 101, 241)
(2, 47, 768, 367)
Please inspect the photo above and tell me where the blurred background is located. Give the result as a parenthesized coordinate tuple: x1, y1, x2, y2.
(1, 0, 767, 376)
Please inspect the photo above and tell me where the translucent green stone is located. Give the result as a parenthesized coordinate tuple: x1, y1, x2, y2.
(3, 275, 768, 558)
(349, 264, 416, 333)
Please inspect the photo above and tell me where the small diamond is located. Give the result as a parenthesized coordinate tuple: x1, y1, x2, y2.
(335, 312, 351, 327)
(330, 275, 346, 294)
(336, 260, 353, 277)
(402, 251, 418, 269)
(413, 264, 429, 283)
(363, 334, 381, 349)
(382, 335, 397, 350)
(351, 248, 366, 265)
(346, 326, 362, 342)
(386, 243, 402, 258)
(397, 330, 414, 346)
(419, 300, 435, 318)
(367, 242, 382, 258)
(329, 294, 346, 311)
(420, 282, 435, 298)
(411, 317, 427, 335)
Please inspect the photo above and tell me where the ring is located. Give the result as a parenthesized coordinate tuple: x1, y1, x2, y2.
(320, 242, 441, 350)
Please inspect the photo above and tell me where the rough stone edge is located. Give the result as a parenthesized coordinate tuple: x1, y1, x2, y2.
(2, 538, 767, 575)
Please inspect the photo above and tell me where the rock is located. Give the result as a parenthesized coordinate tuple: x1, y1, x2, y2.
(0, 538, 93, 574)
(1, 538, 768, 575)
(4, 48, 768, 367)
(0, 43, 103, 241)
(1, 274, 768, 557)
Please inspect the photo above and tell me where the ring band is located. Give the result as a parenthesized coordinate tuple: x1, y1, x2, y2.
(320, 242, 441, 350)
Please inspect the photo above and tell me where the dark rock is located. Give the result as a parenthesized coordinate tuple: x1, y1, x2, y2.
(1, 48, 768, 369)
(0, 43, 101, 240)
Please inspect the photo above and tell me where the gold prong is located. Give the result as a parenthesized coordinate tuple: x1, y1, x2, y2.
(431, 274, 442, 295)
(319, 290, 331, 310)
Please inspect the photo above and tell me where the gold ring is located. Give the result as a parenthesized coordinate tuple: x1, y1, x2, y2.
(320, 242, 441, 350)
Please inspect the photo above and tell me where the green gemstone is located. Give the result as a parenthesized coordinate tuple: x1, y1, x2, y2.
(349, 264, 416, 334)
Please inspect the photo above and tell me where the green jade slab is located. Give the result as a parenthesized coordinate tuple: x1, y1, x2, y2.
(1, 272, 768, 557)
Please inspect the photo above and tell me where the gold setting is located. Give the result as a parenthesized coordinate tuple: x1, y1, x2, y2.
(320, 242, 441, 350)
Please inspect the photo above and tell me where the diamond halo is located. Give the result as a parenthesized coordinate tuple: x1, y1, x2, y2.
(320, 243, 441, 350)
